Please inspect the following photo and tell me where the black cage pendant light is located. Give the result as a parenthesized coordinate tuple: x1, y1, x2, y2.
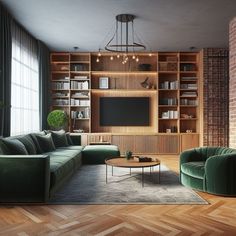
(105, 14, 146, 54)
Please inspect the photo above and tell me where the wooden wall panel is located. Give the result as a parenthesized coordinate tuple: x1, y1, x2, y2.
(91, 90, 157, 133)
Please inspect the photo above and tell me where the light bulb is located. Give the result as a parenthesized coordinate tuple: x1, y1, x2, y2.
(96, 58, 99, 62)
(110, 56, 114, 60)
(125, 57, 128, 61)
(98, 52, 101, 57)
(132, 55, 136, 59)
(149, 53, 152, 57)
(136, 57, 139, 62)
(117, 54, 120, 58)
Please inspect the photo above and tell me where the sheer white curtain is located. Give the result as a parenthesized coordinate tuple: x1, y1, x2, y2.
(11, 22, 39, 136)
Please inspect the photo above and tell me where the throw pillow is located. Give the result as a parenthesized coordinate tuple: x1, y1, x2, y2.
(66, 132, 74, 145)
(35, 133, 56, 152)
(1, 139, 28, 155)
(17, 135, 37, 154)
(30, 131, 46, 154)
(50, 130, 68, 148)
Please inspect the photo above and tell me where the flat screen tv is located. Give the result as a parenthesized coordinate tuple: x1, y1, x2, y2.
(100, 97, 150, 126)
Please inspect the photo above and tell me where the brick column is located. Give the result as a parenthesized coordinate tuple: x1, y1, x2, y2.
(202, 48, 229, 147)
(229, 17, 236, 148)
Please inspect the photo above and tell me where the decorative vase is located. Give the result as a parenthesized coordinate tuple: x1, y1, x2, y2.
(125, 150, 133, 160)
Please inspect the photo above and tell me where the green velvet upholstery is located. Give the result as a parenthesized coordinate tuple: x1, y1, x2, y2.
(0, 133, 83, 203)
(0, 155, 50, 202)
(0, 133, 120, 203)
(66, 133, 74, 145)
(35, 133, 56, 152)
(0, 139, 28, 155)
(180, 147, 236, 196)
(50, 130, 69, 148)
(17, 135, 37, 154)
(30, 131, 46, 154)
(82, 145, 120, 164)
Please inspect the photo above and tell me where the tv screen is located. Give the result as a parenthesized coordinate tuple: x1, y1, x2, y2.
(100, 97, 150, 126)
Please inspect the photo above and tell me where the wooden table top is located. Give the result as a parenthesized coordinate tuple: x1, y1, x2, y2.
(105, 157, 160, 168)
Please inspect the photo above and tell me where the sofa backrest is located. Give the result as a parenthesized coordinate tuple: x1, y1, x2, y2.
(0, 131, 81, 155)
(195, 146, 236, 161)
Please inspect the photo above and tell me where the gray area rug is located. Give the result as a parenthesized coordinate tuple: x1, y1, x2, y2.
(50, 164, 208, 204)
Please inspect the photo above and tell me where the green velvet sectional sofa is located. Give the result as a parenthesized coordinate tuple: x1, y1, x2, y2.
(180, 147, 236, 196)
(0, 131, 120, 203)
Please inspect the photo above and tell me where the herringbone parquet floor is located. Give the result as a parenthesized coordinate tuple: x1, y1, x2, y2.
(0, 155, 236, 235)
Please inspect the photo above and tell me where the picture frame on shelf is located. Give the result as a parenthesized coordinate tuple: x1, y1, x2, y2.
(99, 77, 109, 89)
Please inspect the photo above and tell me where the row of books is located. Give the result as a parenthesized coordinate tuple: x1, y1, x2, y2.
(181, 77, 197, 81)
(52, 92, 69, 97)
(180, 91, 197, 97)
(71, 81, 89, 90)
(159, 80, 178, 89)
(72, 75, 89, 80)
(180, 99, 198, 105)
(180, 83, 197, 89)
(71, 92, 89, 98)
(52, 82, 70, 90)
(70, 99, 90, 106)
(52, 99, 69, 105)
(159, 98, 178, 105)
(161, 110, 178, 119)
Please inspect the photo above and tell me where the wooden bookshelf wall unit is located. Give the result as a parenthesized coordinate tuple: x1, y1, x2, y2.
(50, 53, 91, 133)
(50, 52, 200, 154)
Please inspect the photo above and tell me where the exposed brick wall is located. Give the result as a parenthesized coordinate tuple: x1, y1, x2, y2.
(203, 48, 229, 147)
(229, 17, 236, 148)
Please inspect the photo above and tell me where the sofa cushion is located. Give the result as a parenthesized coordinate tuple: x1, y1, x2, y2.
(66, 133, 74, 145)
(17, 135, 37, 155)
(30, 131, 46, 154)
(0, 139, 28, 155)
(82, 145, 120, 164)
(49, 155, 75, 188)
(50, 130, 68, 148)
(181, 161, 205, 179)
(35, 133, 56, 153)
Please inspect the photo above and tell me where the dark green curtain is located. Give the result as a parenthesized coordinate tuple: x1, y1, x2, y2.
(0, 4, 12, 137)
(38, 40, 50, 130)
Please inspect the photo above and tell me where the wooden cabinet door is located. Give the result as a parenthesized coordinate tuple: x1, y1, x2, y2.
(157, 135, 179, 154)
(181, 134, 199, 152)
(112, 135, 134, 155)
(134, 136, 158, 154)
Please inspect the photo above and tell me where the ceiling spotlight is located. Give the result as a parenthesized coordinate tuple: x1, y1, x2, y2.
(98, 49, 101, 57)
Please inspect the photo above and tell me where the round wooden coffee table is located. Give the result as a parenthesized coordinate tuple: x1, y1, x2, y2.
(105, 157, 161, 187)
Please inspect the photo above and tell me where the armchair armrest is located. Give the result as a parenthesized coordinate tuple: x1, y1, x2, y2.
(0, 155, 50, 203)
(205, 153, 236, 195)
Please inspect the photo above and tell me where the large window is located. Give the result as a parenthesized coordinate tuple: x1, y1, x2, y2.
(11, 23, 39, 136)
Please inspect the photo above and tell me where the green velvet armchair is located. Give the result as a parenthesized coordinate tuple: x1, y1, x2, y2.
(180, 147, 236, 196)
